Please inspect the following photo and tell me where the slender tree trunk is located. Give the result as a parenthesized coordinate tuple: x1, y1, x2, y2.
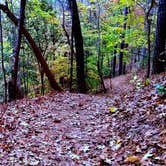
(119, 7, 128, 75)
(0, 4, 62, 91)
(153, 0, 166, 73)
(123, 62, 126, 74)
(147, 18, 151, 78)
(112, 46, 117, 77)
(22, 48, 27, 95)
(40, 69, 45, 95)
(70, 20, 74, 92)
(69, 0, 87, 93)
(112, 56, 116, 77)
(27, 54, 30, 94)
(144, 1, 154, 77)
(8, 0, 17, 47)
(59, 1, 71, 47)
(97, 3, 106, 93)
(0, 11, 7, 103)
(119, 42, 124, 75)
(58, 0, 74, 91)
(12, 0, 26, 100)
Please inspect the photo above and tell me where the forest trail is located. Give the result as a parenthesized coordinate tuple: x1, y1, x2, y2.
(0, 73, 165, 165)
(104, 74, 134, 96)
(0, 93, 115, 165)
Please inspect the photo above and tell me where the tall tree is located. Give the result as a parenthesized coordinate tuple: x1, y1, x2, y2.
(146, 0, 155, 78)
(11, 0, 26, 100)
(137, 0, 156, 77)
(0, 11, 7, 103)
(153, 0, 166, 73)
(112, 46, 117, 77)
(68, 0, 87, 93)
(97, 2, 106, 93)
(58, 0, 74, 91)
(119, 7, 128, 75)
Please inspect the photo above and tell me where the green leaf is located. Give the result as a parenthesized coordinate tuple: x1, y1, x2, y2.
(109, 106, 117, 113)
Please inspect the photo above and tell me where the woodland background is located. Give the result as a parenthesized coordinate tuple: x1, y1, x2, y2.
(0, 0, 165, 103)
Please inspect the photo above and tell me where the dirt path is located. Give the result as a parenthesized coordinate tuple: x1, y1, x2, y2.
(0, 93, 116, 165)
(0, 73, 165, 165)
(104, 74, 134, 96)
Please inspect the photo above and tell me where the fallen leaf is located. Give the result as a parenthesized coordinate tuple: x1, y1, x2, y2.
(109, 106, 117, 113)
(125, 155, 140, 163)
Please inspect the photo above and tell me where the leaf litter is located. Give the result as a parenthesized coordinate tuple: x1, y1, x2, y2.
(0, 72, 165, 165)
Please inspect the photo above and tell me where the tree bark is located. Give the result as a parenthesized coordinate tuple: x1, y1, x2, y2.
(0, 4, 62, 91)
(97, 3, 106, 93)
(119, 7, 128, 75)
(69, 18, 74, 92)
(153, 0, 166, 73)
(119, 41, 124, 75)
(58, 0, 75, 91)
(12, 0, 26, 100)
(59, 1, 71, 47)
(147, 18, 151, 78)
(0, 11, 7, 103)
(68, 0, 87, 93)
(112, 46, 117, 77)
(145, 0, 154, 78)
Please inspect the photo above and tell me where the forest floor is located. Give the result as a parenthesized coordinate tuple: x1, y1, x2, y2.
(0, 72, 165, 165)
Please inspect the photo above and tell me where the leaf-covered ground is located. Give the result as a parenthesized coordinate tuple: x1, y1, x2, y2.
(0, 72, 165, 165)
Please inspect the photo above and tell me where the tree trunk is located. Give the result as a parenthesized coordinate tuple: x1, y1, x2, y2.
(58, 0, 75, 92)
(97, 3, 106, 93)
(59, 1, 71, 47)
(0, 4, 62, 91)
(22, 48, 28, 95)
(40, 69, 45, 95)
(153, 0, 166, 73)
(12, 0, 26, 100)
(69, 0, 87, 93)
(112, 46, 117, 77)
(144, 0, 154, 78)
(70, 19, 74, 92)
(147, 18, 151, 78)
(119, 41, 124, 75)
(0, 11, 7, 103)
(119, 7, 128, 75)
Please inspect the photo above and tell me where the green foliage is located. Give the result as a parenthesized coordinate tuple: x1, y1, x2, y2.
(50, 56, 70, 79)
(109, 106, 118, 113)
(86, 56, 100, 92)
(155, 84, 166, 96)
(0, 0, 159, 99)
(144, 78, 151, 86)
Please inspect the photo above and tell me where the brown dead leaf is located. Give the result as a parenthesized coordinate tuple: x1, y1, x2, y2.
(0, 143, 9, 150)
(124, 155, 140, 163)
(0, 126, 6, 132)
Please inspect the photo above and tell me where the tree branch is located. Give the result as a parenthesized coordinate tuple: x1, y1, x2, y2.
(0, 3, 62, 91)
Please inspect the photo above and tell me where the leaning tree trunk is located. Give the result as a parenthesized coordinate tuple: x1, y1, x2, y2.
(153, 0, 166, 74)
(0, 4, 62, 91)
(69, 0, 87, 93)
